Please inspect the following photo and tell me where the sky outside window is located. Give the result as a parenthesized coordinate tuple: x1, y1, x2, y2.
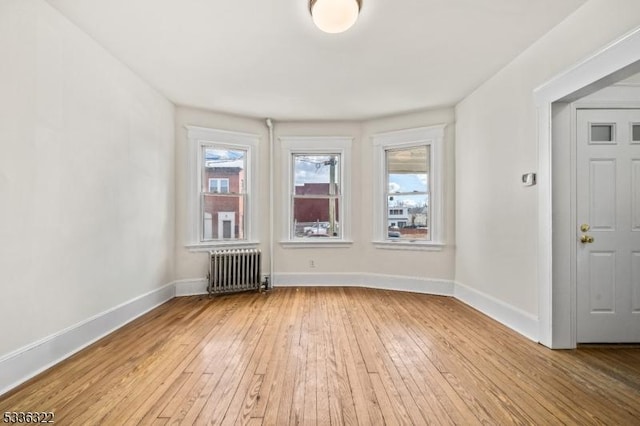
(386, 146, 429, 208)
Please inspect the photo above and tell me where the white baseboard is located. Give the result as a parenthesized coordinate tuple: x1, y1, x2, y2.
(174, 278, 208, 296)
(274, 272, 454, 296)
(362, 273, 454, 296)
(454, 281, 539, 341)
(274, 272, 362, 287)
(273, 273, 537, 341)
(0, 283, 176, 397)
(0, 275, 540, 397)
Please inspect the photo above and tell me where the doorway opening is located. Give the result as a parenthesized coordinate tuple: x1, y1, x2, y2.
(537, 29, 640, 347)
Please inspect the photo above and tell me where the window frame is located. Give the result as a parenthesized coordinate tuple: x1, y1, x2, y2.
(280, 136, 353, 248)
(208, 178, 230, 194)
(185, 125, 259, 251)
(372, 125, 446, 250)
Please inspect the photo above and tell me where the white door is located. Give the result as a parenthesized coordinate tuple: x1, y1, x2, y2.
(576, 109, 640, 343)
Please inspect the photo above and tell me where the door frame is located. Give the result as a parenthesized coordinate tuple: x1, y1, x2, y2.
(535, 26, 640, 348)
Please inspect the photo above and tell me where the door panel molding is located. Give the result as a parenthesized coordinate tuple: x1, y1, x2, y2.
(589, 159, 617, 230)
(587, 251, 616, 313)
(631, 160, 640, 230)
(631, 252, 640, 312)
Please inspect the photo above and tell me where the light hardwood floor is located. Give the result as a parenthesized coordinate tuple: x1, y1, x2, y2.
(1, 287, 639, 425)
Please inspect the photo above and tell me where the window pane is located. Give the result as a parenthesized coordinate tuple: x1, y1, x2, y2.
(293, 197, 340, 238)
(294, 155, 340, 195)
(387, 194, 429, 240)
(386, 146, 430, 240)
(591, 124, 614, 142)
(633, 124, 640, 142)
(203, 148, 246, 193)
(203, 194, 245, 240)
(387, 146, 429, 193)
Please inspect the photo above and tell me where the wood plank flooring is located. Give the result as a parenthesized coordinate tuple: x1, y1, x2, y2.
(1, 287, 639, 425)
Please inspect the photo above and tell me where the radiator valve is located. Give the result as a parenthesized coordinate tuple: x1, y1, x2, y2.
(262, 275, 270, 292)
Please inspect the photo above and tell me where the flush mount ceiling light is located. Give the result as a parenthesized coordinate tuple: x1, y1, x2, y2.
(309, 0, 362, 34)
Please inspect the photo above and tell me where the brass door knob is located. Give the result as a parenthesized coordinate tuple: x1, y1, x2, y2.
(580, 235, 594, 244)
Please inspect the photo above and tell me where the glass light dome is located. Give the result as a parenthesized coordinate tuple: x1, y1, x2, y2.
(310, 0, 361, 34)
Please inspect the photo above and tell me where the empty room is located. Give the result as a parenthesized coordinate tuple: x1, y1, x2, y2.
(1, 0, 640, 424)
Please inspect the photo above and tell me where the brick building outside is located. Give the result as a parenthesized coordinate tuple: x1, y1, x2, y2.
(294, 183, 340, 237)
(203, 166, 244, 240)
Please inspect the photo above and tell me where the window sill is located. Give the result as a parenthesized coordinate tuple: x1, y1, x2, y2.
(185, 241, 260, 252)
(372, 240, 444, 251)
(279, 240, 354, 249)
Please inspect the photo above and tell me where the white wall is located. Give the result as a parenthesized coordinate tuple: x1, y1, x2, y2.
(0, 0, 175, 359)
(175, 108, 456, 288)
(577, 80, 640, 103)
(455, 0, 640, 318)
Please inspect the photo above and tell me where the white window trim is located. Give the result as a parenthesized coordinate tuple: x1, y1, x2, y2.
(185, 125, 260, 251)
(372, 125, 446, 250)
(279, 136, 353, 248)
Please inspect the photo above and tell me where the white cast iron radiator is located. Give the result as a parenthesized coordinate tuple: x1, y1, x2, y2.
(207, 249, 262, 295)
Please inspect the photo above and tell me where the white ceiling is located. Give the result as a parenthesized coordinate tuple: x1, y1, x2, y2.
(46, 0, 587, 121)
